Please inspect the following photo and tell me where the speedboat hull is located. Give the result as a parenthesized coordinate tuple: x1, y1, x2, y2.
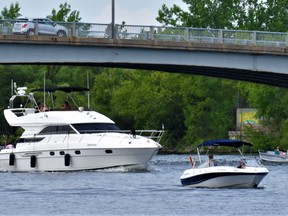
(180, 166, 269, 188)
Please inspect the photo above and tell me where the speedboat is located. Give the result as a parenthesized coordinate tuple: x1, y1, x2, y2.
(0, 85, 164, 172)
(180, 139, 269, 188)
(259, 150, 288, 163)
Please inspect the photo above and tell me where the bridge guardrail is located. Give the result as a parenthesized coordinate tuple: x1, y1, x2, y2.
(0, 19, 287, 47)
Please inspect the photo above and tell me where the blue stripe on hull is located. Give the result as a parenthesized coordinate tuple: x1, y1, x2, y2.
(181, 172, 267, 186)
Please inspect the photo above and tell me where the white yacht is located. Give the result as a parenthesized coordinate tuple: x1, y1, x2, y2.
(180, 140, 268, 188)
(0, 85, 164, 172)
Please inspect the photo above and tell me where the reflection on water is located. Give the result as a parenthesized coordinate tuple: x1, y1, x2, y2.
(0, 154, 287, 215)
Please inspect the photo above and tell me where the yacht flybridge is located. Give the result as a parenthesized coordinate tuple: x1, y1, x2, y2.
(0, 85, 164, 172)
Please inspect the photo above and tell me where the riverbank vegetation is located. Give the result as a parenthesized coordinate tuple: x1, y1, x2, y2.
(0, 1, 288, 152)
(0, 66, 288, 153)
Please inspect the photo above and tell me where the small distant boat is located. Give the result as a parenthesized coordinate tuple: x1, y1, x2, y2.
(180, 139, 269, 188)
(259, 150, 288, 163)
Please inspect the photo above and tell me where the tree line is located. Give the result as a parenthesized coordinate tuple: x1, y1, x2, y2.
(1, 66, 287, 153)
(0, 1, 287, 152)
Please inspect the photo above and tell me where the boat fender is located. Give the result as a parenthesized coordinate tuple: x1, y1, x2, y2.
(30, 155, 37, 168)
(9, 153, 15, 166)
(64, 153, 71, 166)
(189, 156, 195, 168)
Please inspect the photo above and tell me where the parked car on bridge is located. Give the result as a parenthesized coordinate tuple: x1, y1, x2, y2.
(13, 17, 68, 37)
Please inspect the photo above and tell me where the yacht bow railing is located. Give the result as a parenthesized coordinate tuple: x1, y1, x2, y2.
(128, 129, 164, 143)
(0, 19, 287, 48)
(77, 129, 164, 143)
(42, 129, 164, 144)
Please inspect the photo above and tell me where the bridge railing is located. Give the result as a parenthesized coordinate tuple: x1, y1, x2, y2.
(65, 22, 110, 38)
(0, 19, 287, 47)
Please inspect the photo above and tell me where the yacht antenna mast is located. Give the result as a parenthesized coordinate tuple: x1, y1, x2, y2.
(87, 71, 90, 109)
(43, 71, 46, 112)
(11, 79, 13, 96)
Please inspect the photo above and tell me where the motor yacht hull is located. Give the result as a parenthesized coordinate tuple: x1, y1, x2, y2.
(180, 166, 269, 188)
(0, 147, 158, 172)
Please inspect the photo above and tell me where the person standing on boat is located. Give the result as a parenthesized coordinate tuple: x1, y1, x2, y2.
(208, 154, 215, 167)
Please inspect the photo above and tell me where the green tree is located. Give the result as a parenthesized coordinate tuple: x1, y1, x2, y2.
(0, 2, 21, 19)
(157, 0, 288, 31)
(91, 69, 187, 149)
(238, 83, 288, 150)
(91, 68, 241, 151)
(47, 2, 81, 22)
(45, 3, 82, 80)
(181, 76, 238, 147)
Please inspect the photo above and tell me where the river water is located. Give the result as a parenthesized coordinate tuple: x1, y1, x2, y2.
(0, 154, 287, 215)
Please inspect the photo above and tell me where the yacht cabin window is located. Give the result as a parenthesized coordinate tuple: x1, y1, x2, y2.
(72, 123, 121, 134)
(39, 125, 76, 135)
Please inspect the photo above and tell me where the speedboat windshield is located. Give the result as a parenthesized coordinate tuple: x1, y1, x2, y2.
(72, 123, 121, 134)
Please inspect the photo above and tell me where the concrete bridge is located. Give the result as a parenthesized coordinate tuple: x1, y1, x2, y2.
(0, 22, 288, 87)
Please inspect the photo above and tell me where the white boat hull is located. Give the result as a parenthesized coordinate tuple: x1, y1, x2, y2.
(259, 151, 288, 163)
(0, 147, 158, 172)
(180, 166, 268, 188)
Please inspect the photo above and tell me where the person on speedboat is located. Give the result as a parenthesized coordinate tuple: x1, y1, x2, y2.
(237, 160, 246, 168)
(197, 154, 217, 168)
(208, 154, 216, 167)
(39, 103, 49, 112)
(61, 101, 71, 110)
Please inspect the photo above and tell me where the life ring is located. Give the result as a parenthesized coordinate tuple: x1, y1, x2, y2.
(188, 156, 195, 168)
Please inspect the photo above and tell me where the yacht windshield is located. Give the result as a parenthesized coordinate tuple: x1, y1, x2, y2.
(72, 123, 121, 134)
(39, 125, 76, 135)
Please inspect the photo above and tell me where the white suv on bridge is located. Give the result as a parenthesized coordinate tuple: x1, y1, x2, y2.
(13, 17, 68, 37)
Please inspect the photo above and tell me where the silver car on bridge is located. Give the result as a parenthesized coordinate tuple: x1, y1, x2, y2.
(13, 17, 68, 37)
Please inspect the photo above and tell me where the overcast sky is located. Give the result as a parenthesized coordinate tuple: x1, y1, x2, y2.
(0, 0, 187, 25)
